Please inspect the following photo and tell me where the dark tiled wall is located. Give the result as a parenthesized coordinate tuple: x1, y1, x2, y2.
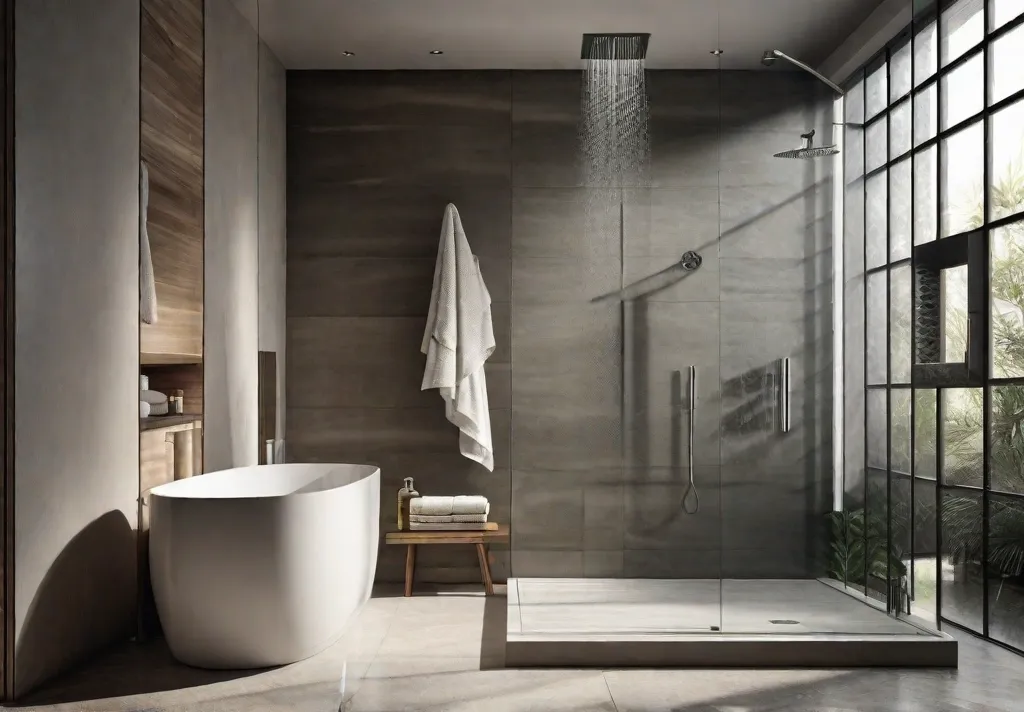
(286, 69, 834, 583)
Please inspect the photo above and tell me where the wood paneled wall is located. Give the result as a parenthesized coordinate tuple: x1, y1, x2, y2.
(139, 0, 204, 363)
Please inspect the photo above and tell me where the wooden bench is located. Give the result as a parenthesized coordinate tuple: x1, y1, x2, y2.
(384, 524, 510, 597)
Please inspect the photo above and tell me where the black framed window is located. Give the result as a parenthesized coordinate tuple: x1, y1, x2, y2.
(840, 0, 1024, 654)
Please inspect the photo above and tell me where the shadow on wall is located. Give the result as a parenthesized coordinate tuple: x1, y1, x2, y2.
(13, 511, 136, 699)
(11, 513, 269, 705)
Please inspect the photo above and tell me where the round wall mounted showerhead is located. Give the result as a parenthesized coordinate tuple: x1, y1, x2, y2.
(761, 49, 778, 66)
(773, 129, 840, 159)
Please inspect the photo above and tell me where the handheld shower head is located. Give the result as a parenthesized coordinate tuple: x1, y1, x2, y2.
(761, 50, 779, 66)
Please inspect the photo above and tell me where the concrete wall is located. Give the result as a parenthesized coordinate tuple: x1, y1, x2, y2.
(286, 70, 834, 583)
(259, 42, 287, 456)
(13, 0, 140, 696)
(205, 0, 260, 471)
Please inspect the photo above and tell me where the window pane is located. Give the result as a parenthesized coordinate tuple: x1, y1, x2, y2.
(991, 23, 1024, 105)
(867, 172, 888, 269)
(891, 37, 913, 102)
(915, 146, 938, 245)
(992, 219, 1024, 378)
(916, 389, 938, 479)
(941, 0, 984, 67)
(845, 75, 865, 126)
(944, 264, 970, 363)
(867, 271, 888, 385)
(891, 100, 912, 158)
(992, 0, 1024, 30)
(915, 20, 938, 87)
(866, 118, 888, 173)
(941, 52, 984, 130)
(891, 265, 912, 382)
(941, 489, 984, 632)
(868, 389, 888, 470)
(914, 83, 938, 147)
(991, 387, 1024, 494)
(990, 101, 1024, 222)
(988, 494, 1024, 649)
(866, 58, 888, 119)
(891, 159, 912, 261)
(941, 121, 984, 238)
(943, 388, 983, 488)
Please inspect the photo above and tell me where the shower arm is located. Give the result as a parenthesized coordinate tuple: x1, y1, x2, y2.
(768, 50, 845, 98)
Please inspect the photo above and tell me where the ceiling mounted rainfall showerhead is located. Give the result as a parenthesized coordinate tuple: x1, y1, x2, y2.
(774, 129, 840, 160)
(581, 33, 651, 60)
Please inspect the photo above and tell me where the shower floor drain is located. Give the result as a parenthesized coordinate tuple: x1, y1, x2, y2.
(769, 619, 800, 625)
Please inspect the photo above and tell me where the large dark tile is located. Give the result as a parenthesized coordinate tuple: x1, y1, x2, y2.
(646, 71, 721, 126)
(288, 70, 512, 129)
(649, 122, 720, 188)
(512, 302, 622, 412)
(624, 301, 721, 468)
(286, 406, 510, 465)
(512, 470, 585, 550)
(512, 70, 582, 124)
(720, 547, 822, 579)
(623, 467, 721, 551)
(512, 257, 621, 304)
(720, 254, 831, 302)
(288, 256, 435, 317)
(511, 550, 585, 578)
(584, 482, 624, 550)
(719, 183, 832, 259)
(511, 188, 619, 258)
(623, 254, 721, 303)
(287, 185, 511, 259)
(511, 408, 622, 472)
(621, 187, 720, 258)
(512, 123, 582, 188)
(719, 477, 828, 555)
(288, 124, 511, 187)
(719, 72, 821, 133)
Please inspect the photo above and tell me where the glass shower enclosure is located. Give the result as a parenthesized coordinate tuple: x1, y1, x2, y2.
(505, 30, 956, 666)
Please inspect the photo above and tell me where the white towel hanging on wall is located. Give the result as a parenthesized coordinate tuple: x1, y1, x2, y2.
(421, 204, 496, 471)
(140, 160, 158, 324)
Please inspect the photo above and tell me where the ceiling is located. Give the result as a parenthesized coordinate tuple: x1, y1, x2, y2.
(250, 0, 887, 71)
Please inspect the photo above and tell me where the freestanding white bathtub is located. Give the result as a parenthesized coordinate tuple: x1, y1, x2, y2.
(149, 463, 380, 669)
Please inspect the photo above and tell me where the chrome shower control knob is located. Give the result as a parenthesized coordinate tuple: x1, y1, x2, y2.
(680, 251, 703, 271)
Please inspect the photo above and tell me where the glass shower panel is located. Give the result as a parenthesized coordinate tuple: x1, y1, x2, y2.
(620, 67, 722, 633)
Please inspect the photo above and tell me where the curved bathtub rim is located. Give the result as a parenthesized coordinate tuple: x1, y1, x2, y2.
(149, 462, 381, 501)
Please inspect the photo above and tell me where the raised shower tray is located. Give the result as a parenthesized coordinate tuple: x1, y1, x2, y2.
(505, 578, 958, 668)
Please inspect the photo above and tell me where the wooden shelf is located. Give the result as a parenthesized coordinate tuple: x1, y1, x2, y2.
(140, 414, 202, 432)
(141, 352, 202, 366)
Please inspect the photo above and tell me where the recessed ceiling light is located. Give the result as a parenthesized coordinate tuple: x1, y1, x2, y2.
(429, 49, 444, 55)
(710, 49, 724, 56)
(342, 51, 355, 57)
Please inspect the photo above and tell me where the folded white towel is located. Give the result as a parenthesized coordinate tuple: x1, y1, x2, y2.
(409, 522, 491, 531)
(410, 513, 488, 524)
(409, 496, 454, 516)
(452, 495, 489, 515)
(140, 161, 158, 325)
(149, 401, 168, 416)
(141, 389, 168, 406)
(140, 401, 151, 418)
(421, 204, 496, 471)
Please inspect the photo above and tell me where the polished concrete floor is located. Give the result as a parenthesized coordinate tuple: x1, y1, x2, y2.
(6, 584, 1024, 712)
(511, 578, 931, 635)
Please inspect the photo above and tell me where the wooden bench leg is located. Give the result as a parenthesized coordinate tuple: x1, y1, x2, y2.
(404, 544, 417, 597)
(476, 543, 494, 595)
